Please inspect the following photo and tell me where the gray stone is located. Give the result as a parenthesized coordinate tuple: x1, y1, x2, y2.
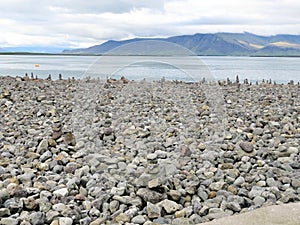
(75, 140, 85, 150)
(191, 195, 202, 213)
(4, 198, 23, 214)
(172, 218, 192, 225)
(65, 162, 79, 173)
(253, 196, 265, 207)
(148, 178, 161, 188)
(0, 218, 19, 225)
(266, 178, 278, 187)
(146, 202, 161, 218)
(0, 189, 10, 203)
(112, 195, 142, 207)
(226, 201, 241, 212)
(153, 217, 171, 224)
(137, 188, 165, 204)
(58, 217, 73, 225)
(110, 187, 125, 195)
(29, 212, 46, 225)
(72, 149, 87, 158)
(131, 215, 146, 224)
(281, 189, 297, 203)
(52, 203, 67, 212)
(40, 150, 52, 162)
(227, 195, 245, 207)
(37, 139, 48, 153)
(109, 200, 119, 213)
(17, 172, 35, 185)
(291, 178, 300, 188)
(189, 214, 203, 224)
(234, 176, 245, 186)
(158, 199, 181, 214)
(39, 201, 52, 212)
(168, 190, 182, 201)
(89, 218, 106, 225)
(290, 162, 300, 169)
(253, 128, 264, 135)
(0, 208, 10, 217)
(79, 217, 92, 225)
(269, 121, 281, 128)
(209, 181, 226, 191)
(159, 161, 178, 176)
(38, 162, 49, 171)
(287, 147, 298, 154)
(239, 142, 254, 153)
(248, 186, 264, 199)
(53, 188, 68, 197)
(46, 210, 60, 222)
(0, 166, 5, 175)
(20, 221, 31, 225)
(207, 208, 231, 220)
(197, 188, 208, 201)
(147, 153, 158, 160)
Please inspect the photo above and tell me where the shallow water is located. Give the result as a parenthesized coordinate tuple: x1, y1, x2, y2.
(0, 55, 299, 83)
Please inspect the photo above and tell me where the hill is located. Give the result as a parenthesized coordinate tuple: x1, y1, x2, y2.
(63, 32, 300, 56)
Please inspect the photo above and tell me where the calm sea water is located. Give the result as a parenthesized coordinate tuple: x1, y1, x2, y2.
(0, 55, 299, 83)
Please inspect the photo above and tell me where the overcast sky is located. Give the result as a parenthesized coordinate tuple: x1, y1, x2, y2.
(1, 0, 300, 49)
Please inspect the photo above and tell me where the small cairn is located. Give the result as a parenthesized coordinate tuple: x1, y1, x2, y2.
(235, 75, 240, 84)
(46, 74, 52, 81)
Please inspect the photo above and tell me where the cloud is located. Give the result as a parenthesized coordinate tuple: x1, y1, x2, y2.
(0, 0, 300, 49)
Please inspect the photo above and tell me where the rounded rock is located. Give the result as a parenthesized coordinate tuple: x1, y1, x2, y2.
(239, 141, 254, 153)
(58, 217, 73, 225)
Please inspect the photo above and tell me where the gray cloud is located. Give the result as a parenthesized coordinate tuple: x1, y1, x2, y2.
(0, 0, 300, 48)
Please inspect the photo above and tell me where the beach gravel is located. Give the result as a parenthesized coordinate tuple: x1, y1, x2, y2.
(0, 76, 299, 224)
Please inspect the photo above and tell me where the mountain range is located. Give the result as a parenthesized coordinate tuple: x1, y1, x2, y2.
(63, 32, 300, 56)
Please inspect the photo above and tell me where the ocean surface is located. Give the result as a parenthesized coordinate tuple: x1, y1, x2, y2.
(0, 55, 299, 83)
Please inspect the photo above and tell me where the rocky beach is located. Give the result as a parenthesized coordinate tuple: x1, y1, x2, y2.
(0, 75, 299, 225)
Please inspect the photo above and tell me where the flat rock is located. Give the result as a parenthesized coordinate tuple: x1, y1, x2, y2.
(158, 199, 181, 214)
(198, 203, 300, 225)
(0, 218, 18, 225)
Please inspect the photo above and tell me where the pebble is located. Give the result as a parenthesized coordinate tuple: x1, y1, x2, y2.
(0, 218, 19, 225)
(131, 215, 146, 224)
(0, 77, 300, 224)
(64, 132, 76, 146)
(0, 189, 10, 203)
(147, 153, 158, 160)
(158, 199, 181, 214)
(53, 188, 69, 197)
(0, 208, 10, 217)
(147, 202, 161, 218)
(58, 217, 73, 225)
(29, 212, 46, 225)
(239, 141, 254, 153)
(52, 203, 67, 212)
(226, 201, 241, 212)
(137, 188, 165, 204)
(37, 139, 48, 153)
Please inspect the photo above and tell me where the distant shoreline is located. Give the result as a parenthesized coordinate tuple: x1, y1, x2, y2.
(1, 52, 300, 57)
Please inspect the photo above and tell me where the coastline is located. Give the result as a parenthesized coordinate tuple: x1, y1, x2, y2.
(0, 76, 299, 224)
